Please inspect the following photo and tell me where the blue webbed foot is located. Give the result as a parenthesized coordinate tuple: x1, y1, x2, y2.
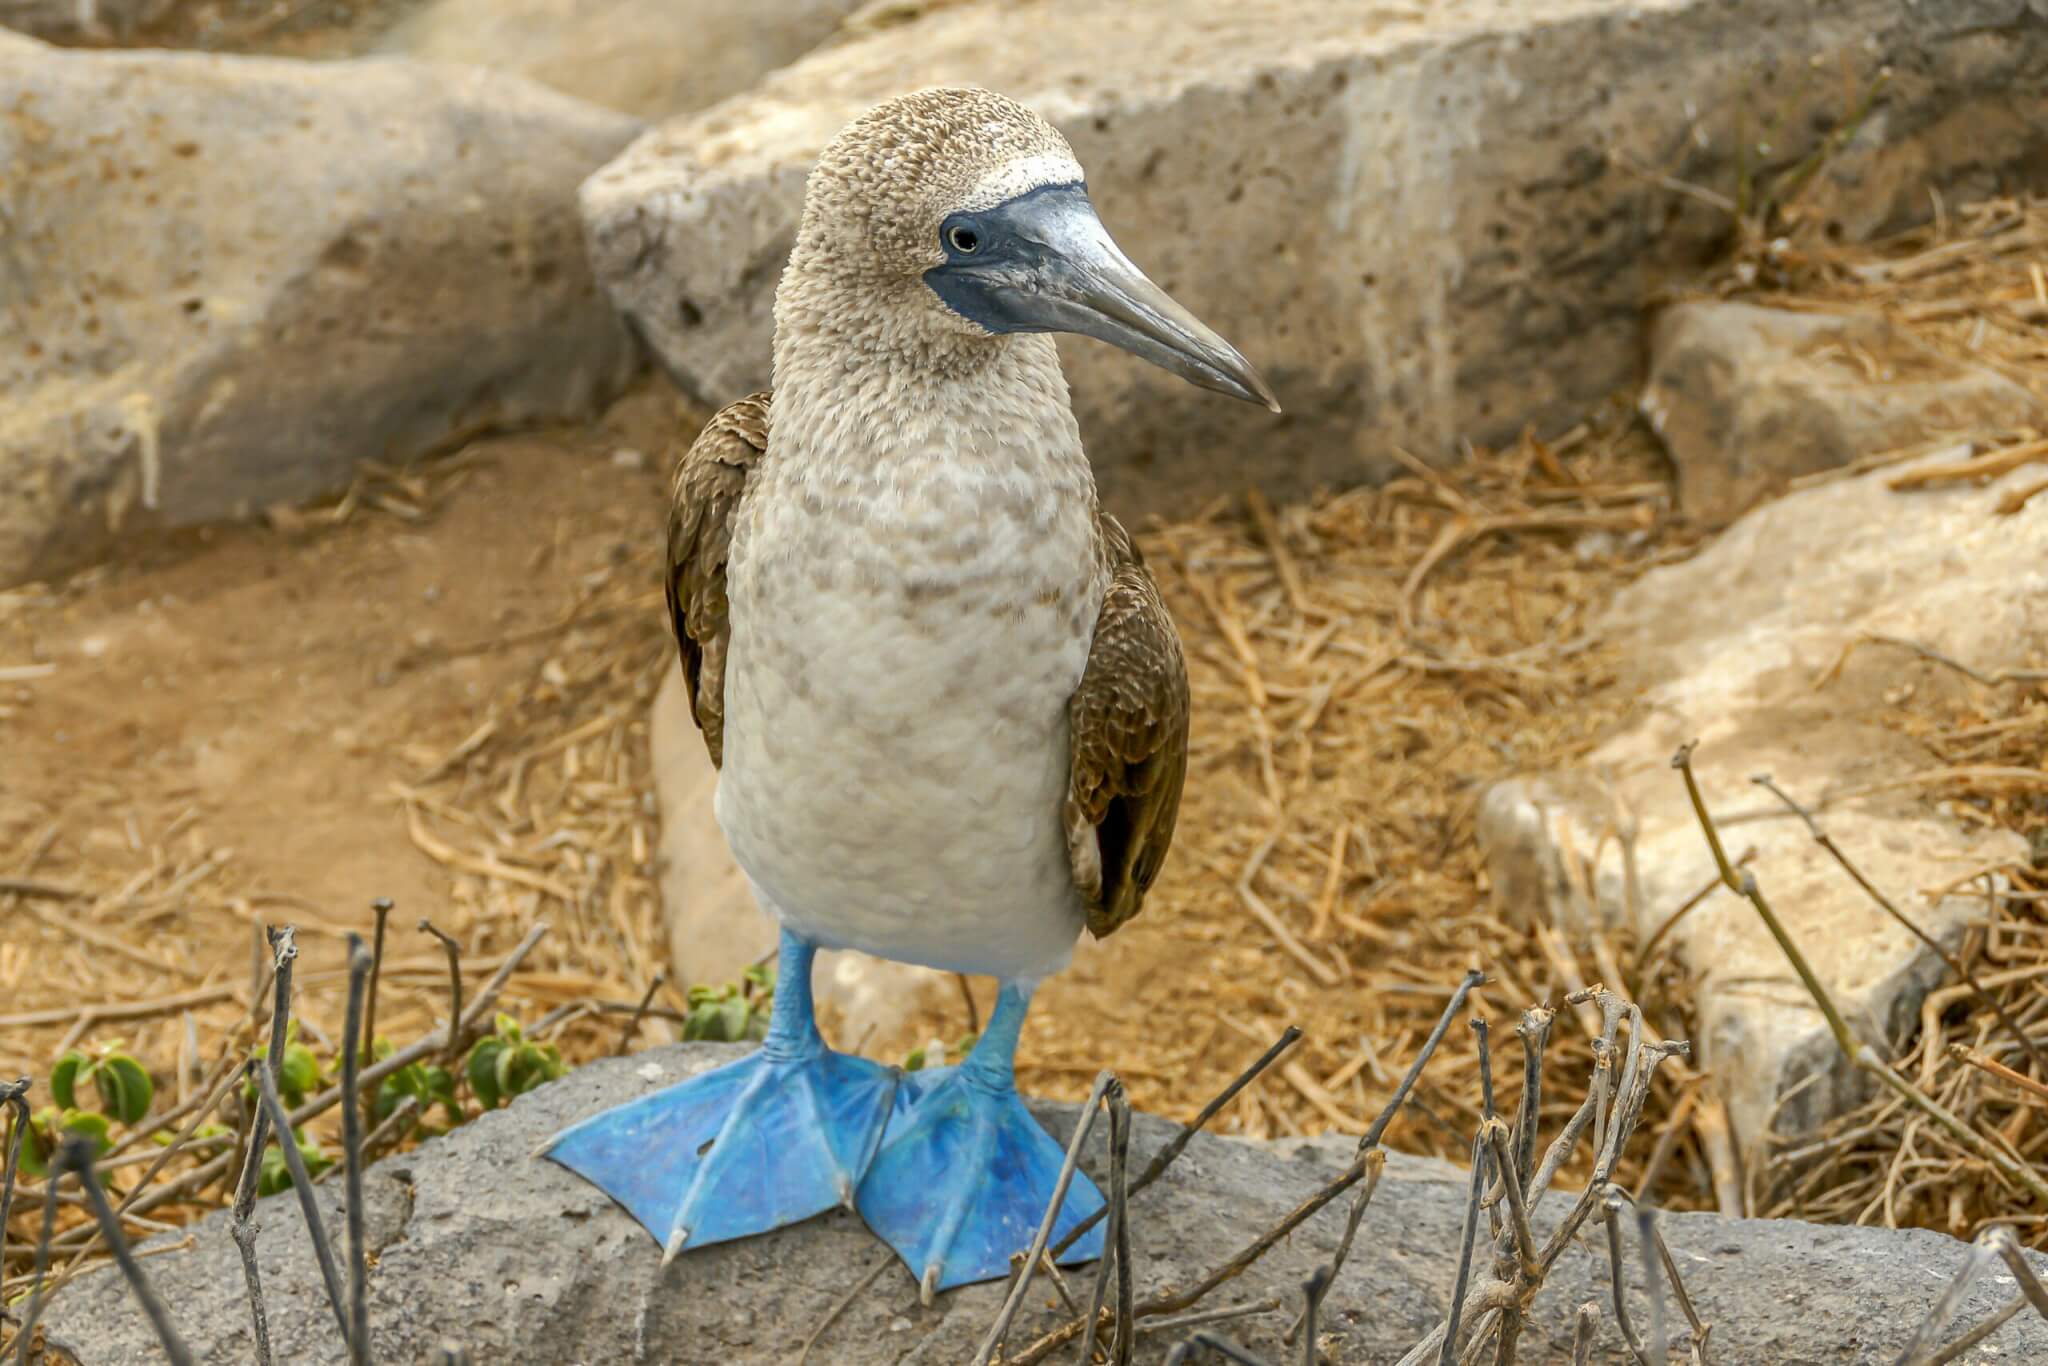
(855, 983, 1105, 1299)
(538, 934, 898, 1260)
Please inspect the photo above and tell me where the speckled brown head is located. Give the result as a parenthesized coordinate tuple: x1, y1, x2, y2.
(783, 87, 1279, 410)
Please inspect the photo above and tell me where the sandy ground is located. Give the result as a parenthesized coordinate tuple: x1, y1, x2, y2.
(1, 384, 683, 1067)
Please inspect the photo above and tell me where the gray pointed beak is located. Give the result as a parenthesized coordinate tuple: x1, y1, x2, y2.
(925, 184, 1281, 413)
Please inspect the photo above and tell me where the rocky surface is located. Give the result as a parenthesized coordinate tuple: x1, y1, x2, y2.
(1479, 448, 2044, 1152)
(44, 1042, 2048, 1363)
(1642, 301, 2046, 525)
(375, 0, 866, 120)
(0, 32, 643, 588)
(579, 0, 2048, 519)
(651, 665, 954, 1036)
(0, 0, 165, 41)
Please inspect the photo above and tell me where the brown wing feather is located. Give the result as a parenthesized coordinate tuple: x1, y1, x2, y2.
(1066, 515, 1191, 938)
(665, 392, 770, 769)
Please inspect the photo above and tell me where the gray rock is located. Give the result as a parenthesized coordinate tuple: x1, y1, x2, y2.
(578, 0, 2048, 521)
(0, 33, 644, 588)
(375, 0, 867, 120)
(1479, 447, 2043, 1153)
(0, 0, 168, 42)
(1642, 302, 2046, 525)
(651, 664, 955, 1037)
(42, 1043, 2048, 1363)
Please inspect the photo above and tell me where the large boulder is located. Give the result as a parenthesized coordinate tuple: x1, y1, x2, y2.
(375, 0, 869, 121)
(0, 33, 644, 588)
(578, 0, 2048, 519)
(43, 1042, 2048, 1362)
(1643, 301, 2047, 525)
(1479, 447, 2044, 1154)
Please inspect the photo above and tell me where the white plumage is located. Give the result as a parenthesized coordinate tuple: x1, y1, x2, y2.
(717, 307, 1107, 981)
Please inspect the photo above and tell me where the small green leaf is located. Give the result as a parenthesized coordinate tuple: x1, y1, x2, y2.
(493, 1013, 522, 1046)
(19, 1108, 61, 1178)
(50, 1051, 86, 1111)
(902, 1047, 927, 1073)
(95, 1053, 154, 1125)
(716, 996, 750, 1043)
(423, 1064, 459, 1111)
(58, 1108, 112, 1156)
(467, 1039, 504, 1110)
(257, 1128, 332, 1196)
(278, 1042, 321, 1106)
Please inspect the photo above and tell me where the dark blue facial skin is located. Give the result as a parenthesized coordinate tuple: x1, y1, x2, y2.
(923, 181, 1090, 335)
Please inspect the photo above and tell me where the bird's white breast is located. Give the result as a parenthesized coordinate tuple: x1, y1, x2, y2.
(715, 336, 1108, 981)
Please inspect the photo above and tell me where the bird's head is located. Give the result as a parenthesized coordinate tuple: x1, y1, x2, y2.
(789, 87, 1279, 412)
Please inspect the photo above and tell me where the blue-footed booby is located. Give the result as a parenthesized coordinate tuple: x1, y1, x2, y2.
(542, 87, 1277, 1298)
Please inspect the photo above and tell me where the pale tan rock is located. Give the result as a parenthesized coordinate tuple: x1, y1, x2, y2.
(375, 0, 866, 121)
(0, 0, 167, 42)
(0, 32, 643, 587)
(1642, 302, 2045, 525)
(578, 0, 2048, 520)
(1478, 449, 2044, 1153)
(651, 666, 953, 1042)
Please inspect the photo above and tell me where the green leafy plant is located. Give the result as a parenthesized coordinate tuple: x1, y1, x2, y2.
(466, 1014, 566, 1110)
(242, 1020, 322, 1109)
(51, 1042, 154, 1125)
(681, 961, 775, 1043)
(257, 1126, 334, 1195)
(16, 1106, 112, 1178)
(373, 1039, 462, 1136)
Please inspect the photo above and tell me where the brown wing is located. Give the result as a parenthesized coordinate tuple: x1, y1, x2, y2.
(1066, 514, 1191, 938)
(665, 392, 770, 769)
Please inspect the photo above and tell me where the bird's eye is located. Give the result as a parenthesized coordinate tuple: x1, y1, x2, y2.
(947, 224, 980, 254)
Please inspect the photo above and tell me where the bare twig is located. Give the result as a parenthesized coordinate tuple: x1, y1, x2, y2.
(1287, 971, 1482, 1343)
(253, 1063, 349, 1342)
(1298, 1266, 1332, 1366)
(796, 1257, 892, 1366)
(1984, 1230, 2048, 1323)
(1, 1077, 29, 1283)
(1895, 1236, 1998, 1366)
(1571, 1303, 1601, 1366)
(1052, 1028, 1300, 1260)
(231, 925, 297, 1366)
(976, 1071, 1114, 1366)
(1674, 743, 2048, 1209)
(614, 972, 668, 1056)
(417, 919, 464, 1064)
(1752, 773, 2046, 1074)
(1365, 971, 1487, 1154)
(1080, 1079, 1135, 1366)
(1635, 1206, 1669, 1366)
(1603, 1194, 1648, 1366)
(11, 1152, 62, 1366)
(342, 936, 373, 1365)
(1013, 1152, 1382, 1365)
(1949, 1044, 2048, 1102)
(1436, 1132, 1489, 1366)
(361, 899, 393, 1130)
(1280, 1151, 1384, 1350)
(60, 1139, 194, 1366)
(0, 985, 239, 1032)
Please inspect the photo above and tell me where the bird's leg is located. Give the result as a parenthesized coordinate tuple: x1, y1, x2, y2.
(539, 931, 898, 1261)
(855, 980, 1106, 1301)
